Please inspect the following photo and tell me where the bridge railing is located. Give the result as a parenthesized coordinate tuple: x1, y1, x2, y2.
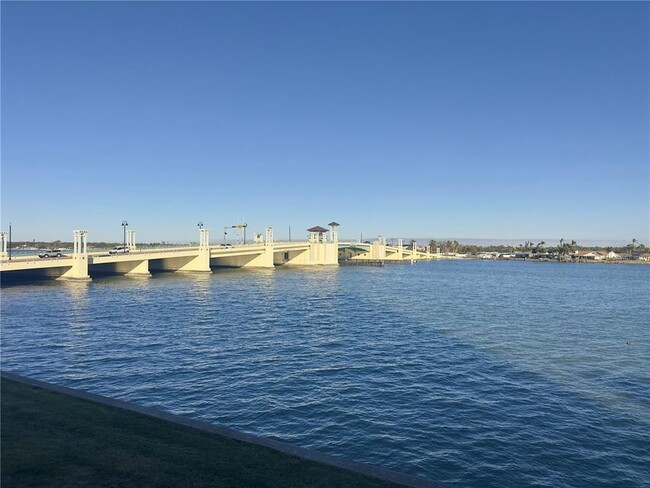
(89, 247, 202, 257)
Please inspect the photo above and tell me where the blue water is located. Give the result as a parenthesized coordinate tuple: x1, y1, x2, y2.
(2, 260, 649, 487)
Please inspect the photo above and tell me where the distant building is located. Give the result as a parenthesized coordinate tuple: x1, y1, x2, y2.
(574, 250, 598, 260)
(574, 250, 622, 260)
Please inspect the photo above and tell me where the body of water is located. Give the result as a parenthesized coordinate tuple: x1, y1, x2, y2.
(2, 260, 648, 487)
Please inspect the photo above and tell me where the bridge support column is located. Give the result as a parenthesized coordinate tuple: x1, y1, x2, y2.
(177, 228, 211, 272)
(58, 230, 91, 281)
(397, 238, 404, 260)
(370, 241, 386, 260)
(125, 260, 150, 276)
(0, 231, 7, 259)
(308, 243, 339, 265)
(242, 248, 274, 268)
(242, 227, 274, 267)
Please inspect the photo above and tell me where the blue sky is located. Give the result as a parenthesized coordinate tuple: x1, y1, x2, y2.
(2, 2, 648, 245)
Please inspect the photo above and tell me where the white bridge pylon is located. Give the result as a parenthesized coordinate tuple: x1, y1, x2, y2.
(126, 230, 136, 251)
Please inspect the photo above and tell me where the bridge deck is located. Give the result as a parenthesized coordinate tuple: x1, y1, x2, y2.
(1, 241, 431, 275)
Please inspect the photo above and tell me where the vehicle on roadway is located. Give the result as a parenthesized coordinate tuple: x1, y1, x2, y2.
(109, 246, 130, 254)
(38, 249, 64, 258)
(219, 243, 233, 248)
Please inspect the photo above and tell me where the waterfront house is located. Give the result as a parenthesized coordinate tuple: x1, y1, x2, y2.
(574, 250, 607, 261)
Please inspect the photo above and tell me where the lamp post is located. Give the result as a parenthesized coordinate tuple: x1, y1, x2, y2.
(8, 222, 12, 261)
(197, 221, 203, 229)
(122, 221, 128, 249)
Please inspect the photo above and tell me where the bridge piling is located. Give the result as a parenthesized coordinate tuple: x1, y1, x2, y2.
(58, 230, 91, 282)
(176, 229, 211, 273)
(124, 260, 151, 277)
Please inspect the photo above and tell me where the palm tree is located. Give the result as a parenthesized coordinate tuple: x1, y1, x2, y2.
(429, 240, 438, 254)
(629, 238, 637, 258)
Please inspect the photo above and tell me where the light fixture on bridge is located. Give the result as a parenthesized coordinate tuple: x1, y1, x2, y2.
(197, 221, 204, 229)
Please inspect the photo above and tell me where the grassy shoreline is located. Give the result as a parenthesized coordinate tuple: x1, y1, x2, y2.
(1, 376, 412, 488)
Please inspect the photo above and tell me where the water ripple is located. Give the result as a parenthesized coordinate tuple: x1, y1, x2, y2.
(2, 261, 649, 487)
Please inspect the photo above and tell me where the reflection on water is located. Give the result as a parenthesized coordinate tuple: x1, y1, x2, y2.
(62, 281, 90, 323)
(186, 272, 213, 305)
(1, 262, 649, 488)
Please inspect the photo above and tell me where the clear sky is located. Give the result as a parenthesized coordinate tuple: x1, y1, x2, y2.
(2, 2, 648, 245)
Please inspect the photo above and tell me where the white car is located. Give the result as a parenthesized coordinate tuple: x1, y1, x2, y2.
(38, 249, 64, 258)
(109, 246, 130, 254)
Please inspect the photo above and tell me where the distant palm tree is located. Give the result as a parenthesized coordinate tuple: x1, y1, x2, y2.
(429, 240, 438, 254)
(629, 239, 637, 258)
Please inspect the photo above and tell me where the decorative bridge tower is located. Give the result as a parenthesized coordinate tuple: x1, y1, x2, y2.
(329, 222, 340, 244)
(59, 230, 91, 281)
(307, 224, 339, 265)
(126, 230, 137, 251)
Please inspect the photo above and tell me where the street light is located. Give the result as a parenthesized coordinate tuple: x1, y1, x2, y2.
(197, 221, 203, 229)
(122, 220, 128, 249)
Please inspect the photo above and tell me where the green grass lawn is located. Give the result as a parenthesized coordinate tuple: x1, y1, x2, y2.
(1, 377, 405, 488)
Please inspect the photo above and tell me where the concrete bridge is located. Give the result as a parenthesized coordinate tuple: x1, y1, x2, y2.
(0, 224, 434, 282)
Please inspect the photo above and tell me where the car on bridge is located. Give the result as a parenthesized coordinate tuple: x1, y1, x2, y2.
(109, 246, 130, 254)
(38, 249, 64, 258)
(219, 243, 233, 249)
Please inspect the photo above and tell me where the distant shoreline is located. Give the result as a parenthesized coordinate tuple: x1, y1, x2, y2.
(459, 257, 650, 265)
